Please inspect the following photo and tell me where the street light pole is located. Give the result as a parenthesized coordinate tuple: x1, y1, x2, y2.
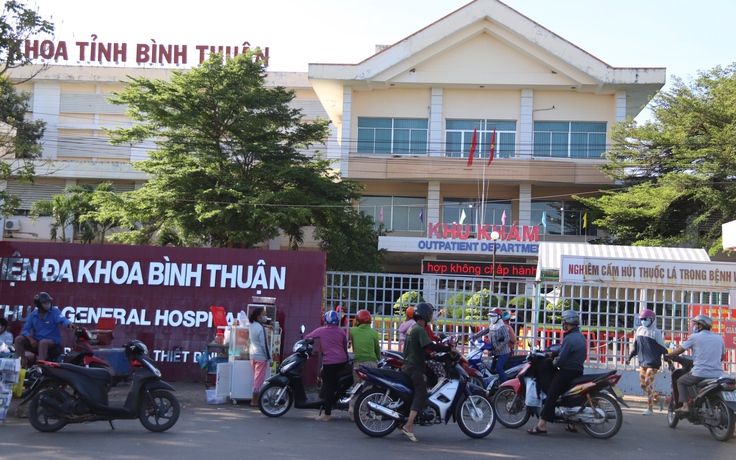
(490, 230, 500, 295)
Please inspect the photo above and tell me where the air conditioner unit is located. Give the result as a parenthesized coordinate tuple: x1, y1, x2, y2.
(4, 219, 21, 231)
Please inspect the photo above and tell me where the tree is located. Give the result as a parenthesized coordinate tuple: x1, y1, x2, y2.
(29, 185, 87, 242)
(106, 51, 376, 262)
(314, 209, 387, 272)
(576, 64, 736, 254)
(1, 1, 54, 215)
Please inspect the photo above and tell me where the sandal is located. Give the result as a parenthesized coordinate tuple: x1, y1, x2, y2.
(527, 426, 548, 435)
(400, 427, 418, 442)
(565, 424, 578, 433)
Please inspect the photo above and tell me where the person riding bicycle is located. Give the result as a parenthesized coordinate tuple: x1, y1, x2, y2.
(528, 309, 587, 435)
(14, 292, 75, 367)
(666, 314, 726, 413)
(400, 302, 453, 442)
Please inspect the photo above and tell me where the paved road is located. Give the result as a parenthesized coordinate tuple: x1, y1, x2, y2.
(2, 383, 735, 460)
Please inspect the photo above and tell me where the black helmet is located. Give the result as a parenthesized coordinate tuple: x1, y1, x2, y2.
(33, 292, 53, 308)
(123, 340, 149, 359)
(561, 310, 580, 326)
(413, 302, 435, 323)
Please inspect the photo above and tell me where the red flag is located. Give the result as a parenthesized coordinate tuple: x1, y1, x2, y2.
(487, 126, 496, 166)
(467, 126, 477, 167)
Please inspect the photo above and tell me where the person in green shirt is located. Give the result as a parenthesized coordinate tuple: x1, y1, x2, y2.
(349, 309, 381, 382)
(400, 302, 452, 442)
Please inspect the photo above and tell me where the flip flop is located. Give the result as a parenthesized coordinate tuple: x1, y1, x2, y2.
(565, 424, 578, 433)
(400, 427, 418, 442)
(527, 426, 548, 435)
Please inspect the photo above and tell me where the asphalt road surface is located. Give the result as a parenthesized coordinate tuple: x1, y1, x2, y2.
(2, 383, 735, 460)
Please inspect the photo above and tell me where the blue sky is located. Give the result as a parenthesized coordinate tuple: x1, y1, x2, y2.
(29, 0, 736, 121)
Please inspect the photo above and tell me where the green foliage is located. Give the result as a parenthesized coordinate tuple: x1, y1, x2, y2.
(0, 1, 55, 75)
(544, 298, 580, 324)
(462, 289, 506, 320)
(576, 64, 736, 255)
(392, 291, 423, 316)
(104, 51, 380, 267)
(444, 292, 472, 319)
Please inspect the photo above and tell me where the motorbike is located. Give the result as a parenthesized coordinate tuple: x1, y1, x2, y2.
(666, 354, 736, 441)
(258, 330, 355, 417)
(492, 350, 628, 439)
(22, 325, 115, 398)
(26, 340, 179, 432)
(466, 327, 526, 394)
(351, 351, 496, 439)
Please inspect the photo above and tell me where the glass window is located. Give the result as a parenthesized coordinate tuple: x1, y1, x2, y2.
(532, 200, 594, 236)
(359, 196, 426, 231)
(445, 119, 517, 159)
(533, 122, 607, 159)
(357, 118, 428, 154)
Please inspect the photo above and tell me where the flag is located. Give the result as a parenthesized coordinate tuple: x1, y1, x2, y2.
(419, 209, 424, 224)
(583, 212, 588, 229)
(380, 207, 384, 222)
(466, 126, 478, 167)
(501, 210, 507, 228)
(460, 209, 467, 224)
(487, 126, 496, 166)
(541, 212, 547, 228)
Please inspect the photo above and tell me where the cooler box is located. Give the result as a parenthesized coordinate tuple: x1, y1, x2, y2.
(90, 317, 116, 346)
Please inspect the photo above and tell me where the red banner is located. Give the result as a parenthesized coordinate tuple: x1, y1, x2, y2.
(0, 242, 325, 380)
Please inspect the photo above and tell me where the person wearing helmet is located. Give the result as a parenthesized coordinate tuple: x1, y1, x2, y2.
(666, 314, 726, 413)
(305, 310, 350, 421)
(349, 310, 380, 383)
(502, 312, 518, 355)
(398, 307, 416, 352)
(400, 302, 453, 442)
(14, 292, 75, 367)
(528, 310, 587, 435)
(627, 309, 668, 415)
(487, 308, 511, 383)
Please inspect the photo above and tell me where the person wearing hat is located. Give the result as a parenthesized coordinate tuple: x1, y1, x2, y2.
(666, 314, 726, 413)
(627, 309, 668, 415)
(398, 307, 416, 352)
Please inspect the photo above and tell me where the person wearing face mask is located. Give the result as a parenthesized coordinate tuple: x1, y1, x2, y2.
(14, 292, 75, 367)
(248, 307, 273, 406)
(487, 308, 511, 383)
(627, 309, 668, 415)
(666, 314, 726, 413)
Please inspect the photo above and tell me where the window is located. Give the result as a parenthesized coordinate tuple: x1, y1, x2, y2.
(359, 196, 426, 231)
(445, 120, 516, 159)
(443, 198, 512, 229)
(357, 118, 428, 154)
(532, 200, 594, 236)
(533, 122, 607, 159)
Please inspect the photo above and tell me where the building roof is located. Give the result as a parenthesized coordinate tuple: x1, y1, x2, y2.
(536, 242, 711, 281)
(309, 0, 665, 124)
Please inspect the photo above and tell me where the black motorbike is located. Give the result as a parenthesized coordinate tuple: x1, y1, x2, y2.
(258, 330, 355, 417)
(26, 340, 180, 432)
(667, 354, 736, 442)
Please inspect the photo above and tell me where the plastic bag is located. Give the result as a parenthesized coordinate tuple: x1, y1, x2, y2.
(524, 377, 543, 407)
(12, 368, 26, 398)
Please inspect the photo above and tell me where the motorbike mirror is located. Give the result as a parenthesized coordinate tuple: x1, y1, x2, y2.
(300, 325, 305, 335)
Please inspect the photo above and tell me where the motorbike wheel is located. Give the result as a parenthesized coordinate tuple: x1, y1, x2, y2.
(492, 387, 530, 428)
(706, 398, 736, 442)
(139, 390, 180, 432)
(354, 388, 399, 437)
(667, 398, 679, 428)
(258, 383, 293, 417)
(28, 387, 70, 432)
(456, 390, 496, 438)
(468, 376, 485, 390)
(580, 393, 623, 439)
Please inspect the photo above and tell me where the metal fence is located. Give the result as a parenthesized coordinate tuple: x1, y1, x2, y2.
(325, 272, 736, 374)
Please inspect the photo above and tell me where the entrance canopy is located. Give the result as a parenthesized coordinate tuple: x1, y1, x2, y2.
(536, 242, 710, 281)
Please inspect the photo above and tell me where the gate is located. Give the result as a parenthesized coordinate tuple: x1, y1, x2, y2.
(326, 272, 736, 373)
